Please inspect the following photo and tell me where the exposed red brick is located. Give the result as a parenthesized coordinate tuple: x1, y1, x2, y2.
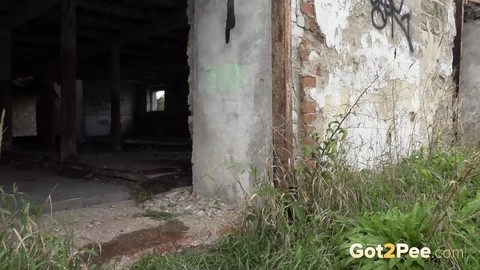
(303, 136, 316, 146)
(308, 18, 318, 31)
(301, 3, 315, 18)
(300, 38, 312, 48)
(301, 101, 316, 114)
(302, 113, 317, 125)
(316, 65, 322, 76)
(301, 76, 316, 88)
(299, 51, 308, 61)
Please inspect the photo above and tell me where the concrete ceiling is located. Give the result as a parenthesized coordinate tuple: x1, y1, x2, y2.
(0, 0, 189, 81)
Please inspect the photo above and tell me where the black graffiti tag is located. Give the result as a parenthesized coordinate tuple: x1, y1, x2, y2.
(225, 0, 235, 44)
(370, 0, 414, 52)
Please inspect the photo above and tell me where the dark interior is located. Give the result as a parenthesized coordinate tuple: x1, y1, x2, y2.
(0, 0, 192, 193)
(1, 0, 190, 149)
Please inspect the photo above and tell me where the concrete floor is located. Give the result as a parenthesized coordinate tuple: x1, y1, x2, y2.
(0, 139, 193, 211)
(0, 164, 131, 211)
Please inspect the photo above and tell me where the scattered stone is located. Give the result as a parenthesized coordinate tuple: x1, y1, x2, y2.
(190, 241, 200, 247)
(48, 186, 241, 269)
(206, 207, 220, 216)
(165, 191, 178, 199)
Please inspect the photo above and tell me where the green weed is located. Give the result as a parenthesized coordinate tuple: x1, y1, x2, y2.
(130, 114, 480, 270)
(0, 185, 98, 270)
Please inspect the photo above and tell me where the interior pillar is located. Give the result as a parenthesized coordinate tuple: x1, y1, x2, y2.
(0, 31, 13, 152)
(41, 72, 57, 146)
(110, 46, 122, 151)
(60, 0, 77, 161)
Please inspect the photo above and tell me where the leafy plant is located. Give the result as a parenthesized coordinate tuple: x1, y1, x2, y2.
(335, 202, 436, 270)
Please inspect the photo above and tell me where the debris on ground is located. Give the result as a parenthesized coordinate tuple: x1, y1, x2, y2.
(49, 186, 241, 269)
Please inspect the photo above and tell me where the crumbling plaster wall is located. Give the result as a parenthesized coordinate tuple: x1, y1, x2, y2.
(292, 0, 456, 166)
(459, 19, 480, 146)
(83, 79, 135, 137)
(190, 0, 272, 202)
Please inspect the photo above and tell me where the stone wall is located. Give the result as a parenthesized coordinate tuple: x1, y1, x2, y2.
(292, 0, 456, 166)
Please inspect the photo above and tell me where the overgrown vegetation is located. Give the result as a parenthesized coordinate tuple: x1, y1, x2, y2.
(1, 108, 96, 269)
(0, 186, 98, 270)
(131, 119, 480, 269)
(132, 187, 154, 204)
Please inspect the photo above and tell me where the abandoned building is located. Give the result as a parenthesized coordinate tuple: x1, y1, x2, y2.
(0, 0, 478, 204)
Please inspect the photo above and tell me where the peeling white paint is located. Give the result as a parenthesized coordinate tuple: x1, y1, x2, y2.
(308, 51, 319, 61)
(355, 31, 420, 86)
(305, 0, 456, 167)
(314, 0, 352, 51)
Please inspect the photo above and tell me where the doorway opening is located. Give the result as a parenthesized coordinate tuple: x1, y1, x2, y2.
(0, 0, 192, 210)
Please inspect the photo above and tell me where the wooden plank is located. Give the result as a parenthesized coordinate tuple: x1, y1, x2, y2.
(467, 0, 480, 4)
(60, 0, 78, 162)
(0, 0, 59, 31)
(272, 0, 293, 189)
(453, 0, 464, 141)
(0, 31, 12, 151)
(110, 46, 122, 151)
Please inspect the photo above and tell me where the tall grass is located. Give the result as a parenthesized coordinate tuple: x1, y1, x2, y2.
(131, 132, 480, 269)
(0, 108, 98, 270)
(0, 185, 97, 270)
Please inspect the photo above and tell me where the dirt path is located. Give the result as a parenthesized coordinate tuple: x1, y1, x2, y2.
(49, 187, 241, 269)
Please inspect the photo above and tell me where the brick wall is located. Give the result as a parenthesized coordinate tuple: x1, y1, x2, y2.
(291, 0, 456, 166)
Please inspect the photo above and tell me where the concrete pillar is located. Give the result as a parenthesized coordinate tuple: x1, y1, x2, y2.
(0, 31, 13, 152)
(110, 46, 122, 151)
(40, 73, 57, 146)
(60, 0, 77, 161)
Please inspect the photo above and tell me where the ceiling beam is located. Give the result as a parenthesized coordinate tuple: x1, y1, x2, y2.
(77, 13, 134, 31)
(13, 11, 187, 76)
(0, 0, 60, 31)
(79, 11, 187, 60)
(41, 11, 135, 31)
(0, 0, 15, 11)
(77, 1, 147, 20)
(13, 34, 58, 46)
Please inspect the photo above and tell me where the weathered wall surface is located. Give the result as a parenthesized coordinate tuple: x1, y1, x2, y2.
(191, 0, 272, 202)
(292, 0, 456, 166)
(83, 79, 135, 137)
(459, 21, 480, 146)
(12, 96, 37, 137)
